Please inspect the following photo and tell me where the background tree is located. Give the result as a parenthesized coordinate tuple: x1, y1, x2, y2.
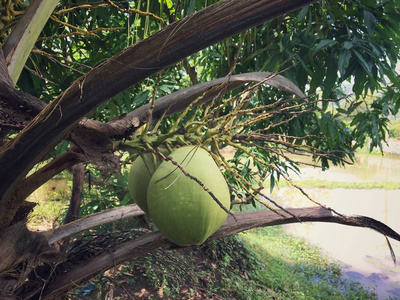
(0, 0, 399, 298)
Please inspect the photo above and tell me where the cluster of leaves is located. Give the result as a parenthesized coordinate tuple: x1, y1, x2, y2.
(197, 1, 399, 149)
(79, 166, 130, 215)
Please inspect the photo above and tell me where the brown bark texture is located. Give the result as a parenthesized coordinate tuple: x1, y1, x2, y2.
(64, 163, 85, 224)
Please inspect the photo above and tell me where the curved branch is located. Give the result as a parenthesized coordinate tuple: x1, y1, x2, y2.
(108, 72, 305, 138)
(48, 204, 145, 245)
(42, 207, 400, 298)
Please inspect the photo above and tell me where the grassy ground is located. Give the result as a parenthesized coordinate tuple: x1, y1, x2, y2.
(73, 227, 376, 299)
(27, 178, 70, 231)
(240, 227, 376, 299)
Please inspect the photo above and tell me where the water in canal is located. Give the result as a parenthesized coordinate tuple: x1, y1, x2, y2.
(270, 154, 400, 299)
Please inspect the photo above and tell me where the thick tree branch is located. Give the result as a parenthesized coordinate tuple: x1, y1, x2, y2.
(0, 78, 46, 114)
(108, 72, 305, 139)
(64, 163, 85, 224)
(2, 70, 303, 141)
(48, 204, 145, 245)
(0, 0, 317, 228)
(41, 206, 400, 298)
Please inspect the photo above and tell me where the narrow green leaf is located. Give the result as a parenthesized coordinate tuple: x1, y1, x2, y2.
(353, 49, 372, 76)
(336, 108, 348, 114)
(309, 65, 325, 93)
(323, 56, 338, 98)
(338, 49, 351, 75)
(296, 6, 309, 23)
(315, 39, 337, 52)
(187, 0, 196, 15)
(343, 41, 353, 50)
(270, 174, 275, 193)
(364, 10, 376, 36)
(347, 101, 363, 114)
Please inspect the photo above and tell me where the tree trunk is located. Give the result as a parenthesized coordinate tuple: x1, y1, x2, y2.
(64, 163, 85, 224)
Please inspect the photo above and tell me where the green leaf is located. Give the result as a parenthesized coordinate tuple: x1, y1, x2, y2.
(328, 121, 336, 139)
(343, 41, 353, 50)
(338, 49, 351, 75)
(323, 56, 337, 98)
(347, 101, 363, 114)
(186, 0, 196, 15)
(336, 108, 348, 114)
(296, 6, 309, 23)
(309, 64, 325, 93)
(315, 39, 337, 52)
(353, 50, 372, 76)
(269, 174, 275, 193)
(364, 10, 376, 36)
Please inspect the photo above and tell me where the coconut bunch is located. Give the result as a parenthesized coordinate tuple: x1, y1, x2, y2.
(118, 81, 352, 246)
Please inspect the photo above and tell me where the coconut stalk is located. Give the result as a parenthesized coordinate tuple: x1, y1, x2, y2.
(2, 0, 59, 84)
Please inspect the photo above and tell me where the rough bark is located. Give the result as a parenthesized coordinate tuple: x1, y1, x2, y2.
(0, 48, 13, 86)
(0, 49, 46, 114)
(0, 222, 56, 274)
(0, 0, 318, 228)
(48, 204, 145, 245)
(0, 48, 45, 137)
(64, 163, 85, 224)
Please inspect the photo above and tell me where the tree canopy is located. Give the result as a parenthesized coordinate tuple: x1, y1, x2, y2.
(0, 0, 399, 298)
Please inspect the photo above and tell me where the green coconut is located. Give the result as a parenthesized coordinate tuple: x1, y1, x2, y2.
(128, 149, 168, 214)
(147, 146, 230, 246)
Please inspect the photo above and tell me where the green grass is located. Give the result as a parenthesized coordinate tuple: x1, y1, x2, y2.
(27, 179, 70, 229)
(356, 144, 400, 157)
(236, 226, 376, 300)
(389, 121, 400, 139)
